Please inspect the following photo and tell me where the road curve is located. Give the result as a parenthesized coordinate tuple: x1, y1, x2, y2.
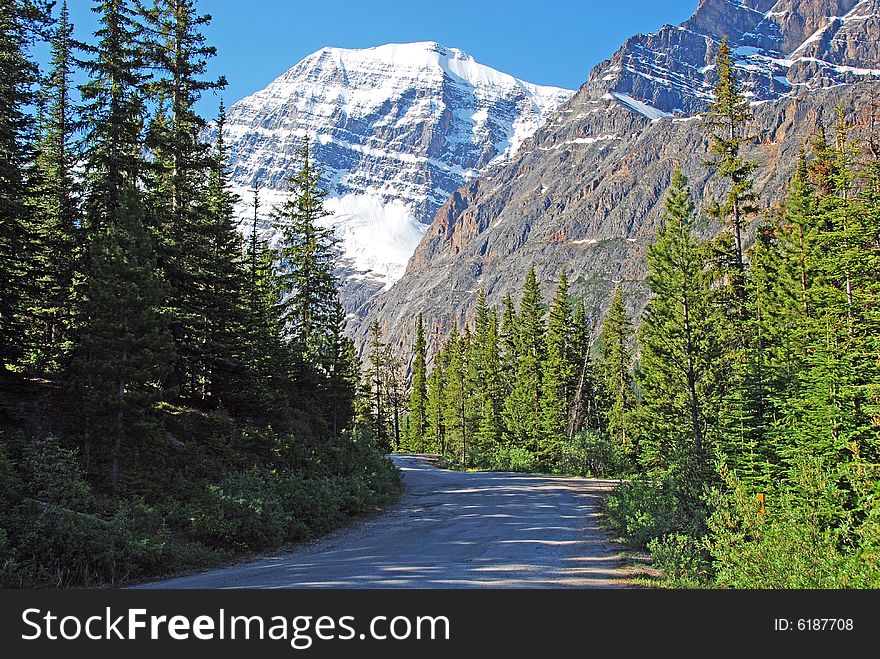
(138, 455, 630, 588)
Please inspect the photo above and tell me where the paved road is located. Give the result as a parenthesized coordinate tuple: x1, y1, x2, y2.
(139, 455, 629, 588)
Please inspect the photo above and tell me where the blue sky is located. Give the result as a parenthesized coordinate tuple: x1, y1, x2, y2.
(63, 0, 698, 117)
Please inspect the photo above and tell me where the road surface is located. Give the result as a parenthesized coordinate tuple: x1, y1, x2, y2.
(139, 454, 629, 588)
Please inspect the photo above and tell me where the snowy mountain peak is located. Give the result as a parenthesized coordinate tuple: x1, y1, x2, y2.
(221, 41, 573, 316)
(579, 0, 880, 119)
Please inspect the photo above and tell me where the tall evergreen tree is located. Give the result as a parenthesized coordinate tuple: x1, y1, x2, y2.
(0, 0, 49, 368)
(73, 187, 172, 487)
(471, 291, 503, 461)
(79, 0, 148, 239)
(540, 270, 574, 462)
(638, 169, 724, 479)
(503, 267, 545, 453)
(407, 313, 428, 451)
(598, 288, 634, 455)
(140, 0, 225, 397)
(704, 36, 757, 306)
(201, 101, 250, 406)
(274, 138, 339, 368)
(426, 347, 446, 455)
(367, 320, 390, 452)
(29, 0, 81, 373)
(442, 325, 470, 466)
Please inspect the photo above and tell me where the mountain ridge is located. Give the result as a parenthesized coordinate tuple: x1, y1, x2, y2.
(219, 41, 573, 315)
(358, 0, 880, 357)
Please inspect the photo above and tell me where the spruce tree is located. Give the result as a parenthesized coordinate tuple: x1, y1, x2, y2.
(80, 0, 149, 239)
(638, 169, 725, 472)
(407, 313, 428, 451)
(0, 0, 49, 368)
(704, 36, 757, 307)
(29, 0, 80, 373)
(442, 325, 470, 466)
(367, 320, 390, 452)
(540, 270, 574, 464)
(201, 101, 250, 407)
(426, 349, 446, 455)
(598, 288, 634, 455)
(274, 138, 339, 368)
(503, 267, 545, 455)
(471, 291, 503, 463)
(73, 186, 172, 487)
(140, 0, 225, 397)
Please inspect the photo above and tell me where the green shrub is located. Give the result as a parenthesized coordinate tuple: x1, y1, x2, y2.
(22, 436, 92, 509)
(559, 430, 630, 478)
(648, 533, 712, 588)
(491, 446, 537, 473)
(706, 462, 877, 588)
(604, 479, 678, 547)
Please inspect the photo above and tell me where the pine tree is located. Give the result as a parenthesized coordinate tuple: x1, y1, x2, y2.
(201, 101, 250, 407)
(442, 325, 470, 466)
(704, 36, 757, 308)
(639, 169, 724, 480)
(540, 270, 574, 464)
(274, 138, 339, 368)
(471, 291, 503, 463)
(367, 320, 390, 452)
(80, 0, 149, 239)
(139, 0, 225, 398)
(598, 288, 634, 455)
(503, 267, 545, 455)
(426, 349, 446, 455)
(29, 0, 81, 373)
(73, 186, 172, 487)
(0, 0, 49, 368)
(407, 313, 428, 451)
(567, 297, 600, 436)
(324, 296, 358, 438)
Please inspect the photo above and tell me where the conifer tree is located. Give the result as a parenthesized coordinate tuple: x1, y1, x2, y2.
(471, 292, 503, 462)
(407, 313, 428, 451)
(73, 186, 172, 487)
(367, 320, 390, 452)
(324, 296, 358, 437)
(80, 0, 149, 239)
(503, 267, 545, 453)
(567, 297, 600, 436)
(598, 288, 634, 455)
(442, 325, 470, 466)
(426, 348, 446, 455)
(274, 138, 339, 368)
(0, 0, 49, 368)
(540, 270, 574, 463)
(638, 169, 725, 477)
(704, 36, 757, 306)
(201, 101, 250, 406)
(140, 0, 225, 397)
(29, 0, 80, 373)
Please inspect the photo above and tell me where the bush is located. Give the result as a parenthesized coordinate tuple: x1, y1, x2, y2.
(559, 430, 630, 478)
(491, 445, 537, 473)
(604, 479, 679, 547)
(706, 462, 877, 588)
(648, 533, 712, 588)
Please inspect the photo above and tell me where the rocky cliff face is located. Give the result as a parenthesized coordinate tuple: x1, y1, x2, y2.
(220, 42, 572, 316)
(360, 0, 880, 357)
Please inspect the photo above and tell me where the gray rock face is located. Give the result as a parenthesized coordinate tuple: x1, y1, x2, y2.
(360, 0, 880, 357)
(220, 42, 572, 317)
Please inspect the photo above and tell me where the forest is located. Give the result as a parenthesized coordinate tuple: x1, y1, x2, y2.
(382, 39, 880, 587)
(2, 0, 878, 591)
(0, 0, 398, 587)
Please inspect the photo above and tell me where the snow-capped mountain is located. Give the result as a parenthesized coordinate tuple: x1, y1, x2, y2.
(221, 41, 573, 312)
(360, 0, 880, 356)
(579, 0, 880, 119)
